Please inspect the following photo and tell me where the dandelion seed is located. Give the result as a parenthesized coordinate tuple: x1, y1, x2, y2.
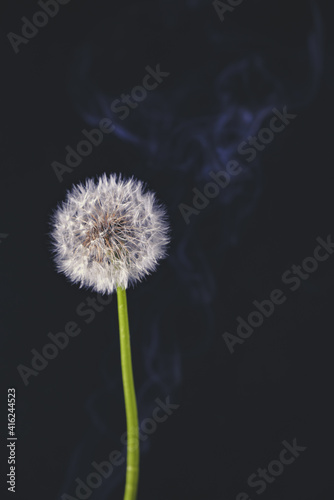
(50, 173, 170, 294)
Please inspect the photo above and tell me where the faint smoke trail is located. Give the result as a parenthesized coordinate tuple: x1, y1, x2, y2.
(59, 1, 323, 497)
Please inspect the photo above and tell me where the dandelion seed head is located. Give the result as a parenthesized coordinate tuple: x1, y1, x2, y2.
(50, 173, 170, 294)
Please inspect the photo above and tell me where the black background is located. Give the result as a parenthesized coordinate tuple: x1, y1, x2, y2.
(1, 1, 334, 499)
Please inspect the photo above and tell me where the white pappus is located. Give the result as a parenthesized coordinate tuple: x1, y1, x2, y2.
(50, 173, 170, 294)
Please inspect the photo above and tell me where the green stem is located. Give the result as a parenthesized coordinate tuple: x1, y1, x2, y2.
(117, 286, 139, 500)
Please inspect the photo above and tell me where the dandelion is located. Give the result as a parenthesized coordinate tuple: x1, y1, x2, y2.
(50, 173, 169, 294)
(50, 173, 170, 500)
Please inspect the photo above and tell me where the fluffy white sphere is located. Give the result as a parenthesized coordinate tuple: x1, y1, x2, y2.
(50, 173, 170, 294)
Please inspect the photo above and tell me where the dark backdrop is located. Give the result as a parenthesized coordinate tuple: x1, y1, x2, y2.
(1, 1, 334, 499)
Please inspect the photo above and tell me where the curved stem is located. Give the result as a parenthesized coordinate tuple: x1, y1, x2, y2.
(117, 286, 139, 500)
